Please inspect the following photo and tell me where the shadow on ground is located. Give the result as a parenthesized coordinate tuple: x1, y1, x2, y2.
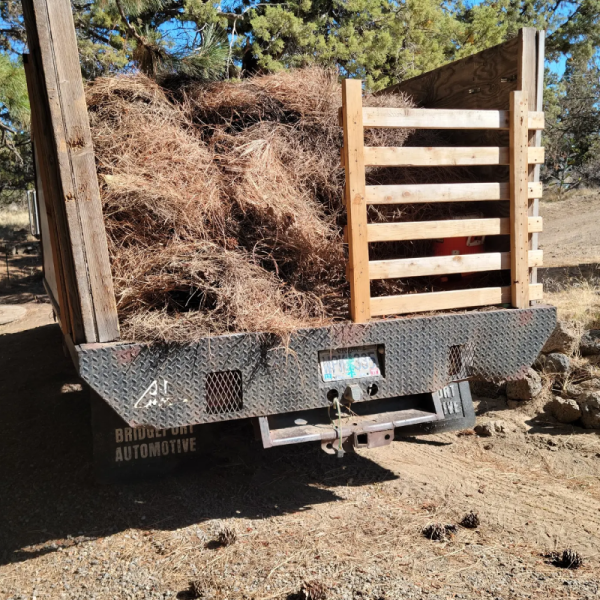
(0, 322, 398, 566)
(524, 414, 600, 437)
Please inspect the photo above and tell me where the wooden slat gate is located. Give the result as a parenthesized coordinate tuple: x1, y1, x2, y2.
(341, 82, 545, 323)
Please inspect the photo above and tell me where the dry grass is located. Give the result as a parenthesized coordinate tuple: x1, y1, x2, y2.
(0, 207, 30, 232)
(542, 186, 599, 204)
(544, 281, 600, 329)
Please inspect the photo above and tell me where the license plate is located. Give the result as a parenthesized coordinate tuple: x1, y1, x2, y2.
(319, 345, 381, 382)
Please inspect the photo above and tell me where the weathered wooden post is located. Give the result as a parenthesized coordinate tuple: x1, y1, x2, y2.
(22, 0, 120, 343)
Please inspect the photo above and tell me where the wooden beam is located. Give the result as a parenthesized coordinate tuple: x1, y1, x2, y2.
(369, 250, 543, 280)
(363, 146, 544, 167)
(367, 216, 542, 242)
(530, 31, 545, 289)
(509, 90, 531, 308)
(370, 284, 543, 316)
(519, 29, 545, 291)
(342, 79, 371, 322)
(365, 181, 542, 204)
(21, 0, 120, 343)
(362, 107, 544, 130)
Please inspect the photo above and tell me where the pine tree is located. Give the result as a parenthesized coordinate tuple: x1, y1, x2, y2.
(74, 0, 229, 79)
(453, 0, 600, 63)
(237, 0, 462, 89)
(0, 54, 32, 195)
(542, 58, 600, 190)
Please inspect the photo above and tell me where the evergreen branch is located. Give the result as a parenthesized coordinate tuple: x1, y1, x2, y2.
(0, 121, 16, 136)
(0, 126, 23, 165)
(74, 17, 113, 45)
(114, 0, 148, 46)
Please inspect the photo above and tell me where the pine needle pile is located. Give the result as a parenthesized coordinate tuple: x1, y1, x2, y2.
(87, 67, 480, 342)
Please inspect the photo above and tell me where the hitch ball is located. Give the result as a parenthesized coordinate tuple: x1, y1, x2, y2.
(343, 384, 362, 403)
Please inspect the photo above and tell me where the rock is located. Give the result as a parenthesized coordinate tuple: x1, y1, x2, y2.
(492, 420, 506, 433)
(563, 384, 583, 398)
(474, 420, 505, 437)
(474, 423, 494, 437)
(577, 392, 600, 429)
(542, 321, 579, 355)
(533, 354, 546, 371)
(506, 368, 542, 401)
(562, 376, 600, 395)
(564, 379, 600, 398)
(544, 353, 570, 375)
(470, 379, 506, 398)
(548, 397, 581, 424)
(580, 330, 600, 356)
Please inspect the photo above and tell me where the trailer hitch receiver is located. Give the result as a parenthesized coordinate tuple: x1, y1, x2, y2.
(320, 429, 394, 455)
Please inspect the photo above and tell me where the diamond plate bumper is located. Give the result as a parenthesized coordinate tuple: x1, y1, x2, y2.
(76, 305, 556, 429)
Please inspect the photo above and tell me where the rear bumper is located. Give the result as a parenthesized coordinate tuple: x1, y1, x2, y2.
(90, 382, 475, 478)
(77, 305, 555, 430)
(258, 381, 475, 452)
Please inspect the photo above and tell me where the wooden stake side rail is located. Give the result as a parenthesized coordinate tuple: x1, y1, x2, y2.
(369, 250, 543, 280)
(340, 75, 545, 322)
(22, 0, 120, 343)
(23, 55, 74, 339)
(509, 90, 531, 308)
(370, 284, 543, 317)
(341, 79, 371, 323)
(366, 182, 542, 204)
(380, 28, 545, 293)
(367, 216, 542, 242)
(362, 146, 544, 167)
(340, 146, 544, 167)
(338, 107, 544, 130)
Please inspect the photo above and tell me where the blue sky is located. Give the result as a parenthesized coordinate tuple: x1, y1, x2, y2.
(549, 55, 567, 76)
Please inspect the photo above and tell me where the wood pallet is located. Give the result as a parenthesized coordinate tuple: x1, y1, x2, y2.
(341, 79, 545, 323)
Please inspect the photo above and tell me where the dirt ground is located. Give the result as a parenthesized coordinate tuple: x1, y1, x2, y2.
(2, 199, 600, 600)
(540, 189, 600, 267)
(2, 304, 600, 599)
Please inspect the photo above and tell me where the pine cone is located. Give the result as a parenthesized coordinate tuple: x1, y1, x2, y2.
(558, 549, 583, 569)
(217, 527, 237, 547)
(189, 579, 201, 598)
(301, 580, 327, 600)
(423, 523, 457, 541)
(188, 579, 216, 599)
(423, 524, 446, 541)
(460, 511, 480, 529)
